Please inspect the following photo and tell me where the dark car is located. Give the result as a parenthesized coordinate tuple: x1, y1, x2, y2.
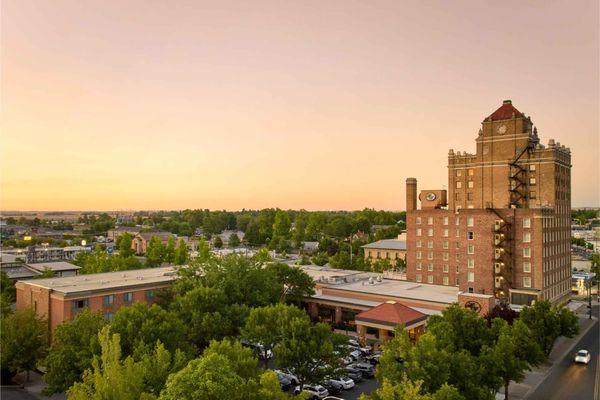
(365, 353, 381, 365)
(322, 380, 343, 395)
(344, 366, 363, 382)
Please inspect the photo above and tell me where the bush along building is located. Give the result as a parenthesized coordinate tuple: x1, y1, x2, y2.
(405, 100, 572, 315)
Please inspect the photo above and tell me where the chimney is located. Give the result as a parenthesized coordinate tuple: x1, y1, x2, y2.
(406, 178, 417, 212)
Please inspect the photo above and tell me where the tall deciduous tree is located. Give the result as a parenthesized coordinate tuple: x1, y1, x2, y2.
(229, 233, 241, 248)
(164, 237, 177, 264)
(264, 263, 315, 303)
(146, 236, 166, 267)
(117, 233, 134, 257)
(0, 308, 48, 380)
(43, 309, 106, 395)
(174, 238, 188, 265)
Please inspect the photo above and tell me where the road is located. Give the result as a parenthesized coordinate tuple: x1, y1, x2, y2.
(528, 305, 599, 400)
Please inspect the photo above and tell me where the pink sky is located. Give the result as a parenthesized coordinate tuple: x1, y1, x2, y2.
(1, 0, 598, 211)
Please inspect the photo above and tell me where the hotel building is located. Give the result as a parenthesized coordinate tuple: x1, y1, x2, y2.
(405, 100, 571, 313)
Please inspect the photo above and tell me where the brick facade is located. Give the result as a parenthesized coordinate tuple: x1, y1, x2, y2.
(406, 100, 571, 306)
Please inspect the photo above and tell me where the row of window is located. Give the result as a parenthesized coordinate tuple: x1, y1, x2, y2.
(415, 273, 531, 288)
(416, 216, 476, 226)
(73, 290, 156, 310)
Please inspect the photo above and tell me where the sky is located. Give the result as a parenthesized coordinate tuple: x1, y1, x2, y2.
(1, 0, 598, 211)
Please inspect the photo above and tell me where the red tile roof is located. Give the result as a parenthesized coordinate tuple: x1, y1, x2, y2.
(487, 100, 523, 121)
(355, 301, 427, 327)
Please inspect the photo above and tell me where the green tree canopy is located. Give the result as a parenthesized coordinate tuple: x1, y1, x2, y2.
(265, 263, 315, 303)
(1, 308, 48, 377)
(43, 309, 107, 395)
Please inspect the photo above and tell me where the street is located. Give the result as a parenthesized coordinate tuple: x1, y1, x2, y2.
(528, 305, 599, 400)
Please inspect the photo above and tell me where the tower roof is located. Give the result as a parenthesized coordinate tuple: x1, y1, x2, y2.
(487, 100, 523, 121)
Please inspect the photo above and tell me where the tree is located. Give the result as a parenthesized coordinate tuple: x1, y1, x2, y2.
(519, 300, 579, 357)
(0, 271, 16, 303)
(265, 263, 315, 303)
(35, 268, 56, 279)
(67, 327, 149, 400)
(145, 236, 166, 267)
(165, 237, 176, 264)
(110, 303, 192, 358)
(244, 221, 261, 245)
(202, 339, 259, 380)
(139, 341, 189, 396)
(43, 309, 107, 395)
(480, 320, 543, 400)
(229, 233, 241, 248)
(1, 308, 48, 380)
(242, 303, 309, 367)
(311, 252, 329, 266)
(174, 238, 188, 265)
(274, 319, 348, 389)
(117, 233, 134, 257)
(213, 235, 223, 249)
(361, 377, 464, 400)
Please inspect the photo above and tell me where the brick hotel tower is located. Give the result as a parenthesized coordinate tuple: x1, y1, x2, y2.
(405, 100, 571, 313)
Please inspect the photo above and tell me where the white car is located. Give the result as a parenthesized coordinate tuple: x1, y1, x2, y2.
(329, 376, 355, 390)
(294, 384, 329, 399)
(574, 349, 591, 364)
(275, 369, 299, 385)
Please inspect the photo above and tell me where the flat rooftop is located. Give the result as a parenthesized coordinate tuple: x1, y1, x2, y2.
(361, 239, 407, 251)
(325, 277, 459, 304)
(18, 266, 177, 294)
(299, 265, 376, 283)
(26, 261, 80, 272)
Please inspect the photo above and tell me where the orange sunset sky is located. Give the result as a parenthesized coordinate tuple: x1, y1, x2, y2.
(1, 0, 598, 211)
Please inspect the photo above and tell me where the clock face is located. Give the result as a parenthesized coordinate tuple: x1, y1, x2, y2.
(497, 125, 507, 134)
(425, 192, 437, 201)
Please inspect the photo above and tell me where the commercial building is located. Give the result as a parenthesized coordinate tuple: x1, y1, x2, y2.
(405, 100, 571, 314)
(15, 266, 176, 333)
(2, 245, 92, 263)
(361, 236, 407, 267)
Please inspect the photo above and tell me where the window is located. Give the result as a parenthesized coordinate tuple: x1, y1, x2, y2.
(467, 217, 474, 227)
(103, 295, 114, 307)
(467, 231, 474, 240)
(530, 191, 537, 199)
(523, 218, 531, 228)
(416, 217, 422, 224)
(467, 192, 473, 201)
(468, 181, 474, 189)
(427, 217, 434, 225)
(455, 193, 460, 201)
(523, 248, 531, 258)
(443, 264, 449, 273)
(455, 229, 460, 238)
(529, 164, 536, 171)
(443, 241, 449, 249)
(416, 274, 422, 283)
(456, 170, 462, 177)
(529, 177, 536, 185)
(443, 217, 449, 225)
(428, 240, 434, 248)
(467, 244, 475, 254)
(523, 277, 532, 288)
(376, 251, 380, 258)
(455, 217, 460, 226)
(443, 229, 449, 237)
(146, 290, 155, 300)
(416, 228, 422, 236)
(104, 312, 114, 322)
(416, 240, 422, 248)
(416, 262, 422, 270)
(416, 251, 422, 260)
(467, 259, 474, 268)
(456, 181, 462, 189)
(427, 275, 434, 284)
(468, 169, 474, 176)
(523, 262, 531, 273)
(427, 263, 433, 272)
(468, 272, 475, 282)
(523, 232, 531, 243)
(443, 276, 449, 285)
(427, 228, 434, 237)
(427, 252, 433, 260)
(443, 253, 449, 261)
(73, 299, 89, 310)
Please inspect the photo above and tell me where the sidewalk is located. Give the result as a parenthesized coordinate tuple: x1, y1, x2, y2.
(508, 302, 598, 400)
(9, 371, 65, 400)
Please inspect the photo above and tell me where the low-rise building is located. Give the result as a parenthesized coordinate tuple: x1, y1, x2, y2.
(361, 236, 407, 267)
(131, 232, 174, 255)
(15, 266, 176, 333)
(107, 226, 142, 242)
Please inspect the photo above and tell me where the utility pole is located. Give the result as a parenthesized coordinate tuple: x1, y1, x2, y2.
(588, 279, 592, 320)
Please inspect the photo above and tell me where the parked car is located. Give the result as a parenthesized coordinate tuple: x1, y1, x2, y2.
(574, 349, 591, 364)
(348, 339, 360, 348)
(329, 376, 355, 390)
(365, 353, 381, 365)
(275, 369, 299, 385)
(349, 349, 361, 360)
(351, 362, 376, 378)
(294, 384, 329, 399)
(240, 340, 273, 359)
(276, 371, 292, 391)
(344, 366, 363, 382)
(322, 380, 343, 395)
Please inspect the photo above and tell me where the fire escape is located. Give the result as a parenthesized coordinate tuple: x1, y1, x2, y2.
(508, 145, 532, 209)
